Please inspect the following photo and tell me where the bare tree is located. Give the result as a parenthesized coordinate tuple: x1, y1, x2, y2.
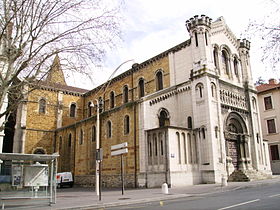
(0, 0, 122, 129)
(245, 0, 280, 71)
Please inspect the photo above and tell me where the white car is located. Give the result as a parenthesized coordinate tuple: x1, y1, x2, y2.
(56, 172, 74, 188)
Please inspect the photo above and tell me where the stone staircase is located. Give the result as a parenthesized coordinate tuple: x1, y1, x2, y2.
(228, 169, 272, 182)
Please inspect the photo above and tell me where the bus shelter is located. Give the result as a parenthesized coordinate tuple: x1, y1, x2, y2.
(0, 153, 59, 209)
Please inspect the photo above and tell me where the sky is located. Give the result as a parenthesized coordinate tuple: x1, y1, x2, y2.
(69, 0, 280, 89)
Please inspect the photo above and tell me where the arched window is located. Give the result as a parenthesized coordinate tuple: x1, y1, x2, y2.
(196, 83, 204, 98)
(159, 109, 169, 127)
(39, 98, 46, 114)
(213, 48, 219, 69)
(107, 121, 112, 138)
(70, 103, 76, 117)
(88, 102, 92, 117)
(79, 129, 83, 145)
(211, 83, 216, 98)
(123, 85, 129, 103)
(68, 133, 72, 147)
(221, 50, 230, 75)
(92, 126, 96, 142)
(124, 115, 130, 134)
(156, 71, 163, 91)
(233, 57, 239, 76)
(138, 78, 145, 98)
(110, 91, 115, 109)
(187, 116, 192, 129)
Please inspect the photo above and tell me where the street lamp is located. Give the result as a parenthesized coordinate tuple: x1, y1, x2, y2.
(94, 60, 134, 199)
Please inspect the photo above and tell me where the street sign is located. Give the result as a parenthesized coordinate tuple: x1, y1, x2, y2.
(111, 148, 128, 156)
(110, 142, 128, 195)
(111, 142, 128, 151)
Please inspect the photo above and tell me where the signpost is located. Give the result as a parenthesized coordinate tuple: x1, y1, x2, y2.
(111, 142, 128, 195)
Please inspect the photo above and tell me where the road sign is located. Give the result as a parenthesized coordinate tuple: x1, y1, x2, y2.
(111, 148, 128, 156)
(111, 142, 128, 151)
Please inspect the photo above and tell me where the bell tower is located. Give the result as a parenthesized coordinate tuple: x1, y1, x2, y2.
(186, 15, 214, 75)
(238, 39, 253, 86)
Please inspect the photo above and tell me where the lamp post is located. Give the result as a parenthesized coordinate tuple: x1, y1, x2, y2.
(94, 60, 134, 199)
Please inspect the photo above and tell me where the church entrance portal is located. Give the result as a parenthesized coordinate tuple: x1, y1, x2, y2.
(225, 112, 248, 170)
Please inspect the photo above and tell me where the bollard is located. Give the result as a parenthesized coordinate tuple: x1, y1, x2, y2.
(221, 175, 228, 187)
(162, 183, 168, 194)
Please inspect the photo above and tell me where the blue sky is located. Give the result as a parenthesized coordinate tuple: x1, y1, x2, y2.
(69, 0, 279, 89)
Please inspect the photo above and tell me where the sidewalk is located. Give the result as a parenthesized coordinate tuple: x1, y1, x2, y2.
(41, 176, 280, 209)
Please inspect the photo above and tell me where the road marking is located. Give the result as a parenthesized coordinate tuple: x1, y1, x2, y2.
(217, 199, 260, 210)
(159, 201, 164, 206)
(269, 193, 280, 198)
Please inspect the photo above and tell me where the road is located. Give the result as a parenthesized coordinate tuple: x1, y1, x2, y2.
(106, 182, 280, 210)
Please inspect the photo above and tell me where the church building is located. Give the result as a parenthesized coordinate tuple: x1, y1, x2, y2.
(3, 15, 272, 188)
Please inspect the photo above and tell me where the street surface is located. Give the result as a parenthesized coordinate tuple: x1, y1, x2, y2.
(106, 182, 280, 210)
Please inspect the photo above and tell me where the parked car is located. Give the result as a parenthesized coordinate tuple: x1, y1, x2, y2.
(56, 172, 73, 188)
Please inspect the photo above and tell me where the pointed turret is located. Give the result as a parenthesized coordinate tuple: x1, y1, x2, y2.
(46, 54, 67, 85)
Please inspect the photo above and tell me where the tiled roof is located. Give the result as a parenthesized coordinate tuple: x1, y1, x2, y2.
(37, 80, 89, 94)
(256, 83, 280, 93)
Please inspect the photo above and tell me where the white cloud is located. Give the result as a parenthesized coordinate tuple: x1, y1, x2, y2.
(72, 0, 279, 88)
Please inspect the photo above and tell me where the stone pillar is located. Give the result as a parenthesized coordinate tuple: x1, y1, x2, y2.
(238, 135, 246, 170)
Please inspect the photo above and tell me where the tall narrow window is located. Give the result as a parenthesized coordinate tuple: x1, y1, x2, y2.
(138, 78, 145, 98)
(92, 126, 96, 142)
(196, 83, 204, 98)
(79, 129, 83, 145)
(123, 85, 129, 103)
(187, 116, 192, 129)
(107, 121, 112, 138)
(201, 127, 206, 139)
(187, 133, 192, 164)
(154, 135, 158, 157)
(233, 57, 239, 76)
(149, 140, 152, 157)
(195, 32, 198, 47)
(182, 133, 187, 164)
(68, 133, 72, 147)
(267, 119, 276, 134)
(211, 83, 216, 98)
(205, 32, 208, 46)
(222, 50, 230, 75)
(70, 103, 76, 117)
(39, 98, 46, 114)
(88, 102, 92, 117)
(264, 96, 273, 110)
(124, 115, 130, 134)
(160, 138, 164, 156)
(156, 71, 163, 91)
(177, 132, 181, 164)
(213, 48, 219, 69)
(110, 91, 115, 109)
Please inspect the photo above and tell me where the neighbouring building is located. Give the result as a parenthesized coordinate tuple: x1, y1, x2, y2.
(3, 15, 272, 188)
(257, 79, 280, 174)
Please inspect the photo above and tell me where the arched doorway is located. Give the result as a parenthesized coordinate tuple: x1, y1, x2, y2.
(224, 112, 248, 170)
